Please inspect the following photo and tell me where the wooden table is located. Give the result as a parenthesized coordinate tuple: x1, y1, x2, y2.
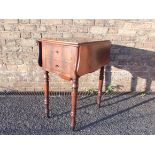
(38, 38, 111, 130)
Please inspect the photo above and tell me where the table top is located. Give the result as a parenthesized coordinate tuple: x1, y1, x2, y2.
(38, 38, 111, 46)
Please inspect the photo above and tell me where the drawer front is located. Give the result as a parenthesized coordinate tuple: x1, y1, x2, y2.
(50, 45, 63, 60)
(44, 59, 73, 76)
(51, 60, 71, 73)
(43, 43, 74, 62)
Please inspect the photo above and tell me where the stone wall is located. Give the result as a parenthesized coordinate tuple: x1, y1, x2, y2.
(0, 19, 155, 92)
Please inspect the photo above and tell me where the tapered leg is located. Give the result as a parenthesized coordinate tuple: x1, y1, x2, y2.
(44, 70, 49, 117)
(97, 66, 104, 107)
(71, 75, 79, 130)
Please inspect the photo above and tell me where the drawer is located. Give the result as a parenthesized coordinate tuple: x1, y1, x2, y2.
(43, 43, 74, 62)
(45, 59, 72, 76)
(50, 45, 63, 60)
(43, 43, 62, 60)
(51, 60, 62, 72)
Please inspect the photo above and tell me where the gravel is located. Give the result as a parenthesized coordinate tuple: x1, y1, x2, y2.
(0, 91, 155, 135)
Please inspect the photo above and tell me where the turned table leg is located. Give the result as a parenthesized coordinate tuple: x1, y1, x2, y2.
(97, 66, 104, 107)
(71, 75, 79, 130)
(44, 70, 49, 117)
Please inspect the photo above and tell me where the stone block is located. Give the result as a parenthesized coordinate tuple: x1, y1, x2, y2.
(90, 26, 108, 34)
(41, 19, 62, 25)
(73, 19, 94, 26)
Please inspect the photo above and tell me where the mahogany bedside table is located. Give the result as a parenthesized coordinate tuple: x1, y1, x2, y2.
(38, 38, 111, 130)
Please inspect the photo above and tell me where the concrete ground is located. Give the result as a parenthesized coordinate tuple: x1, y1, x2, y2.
(0, 91, 155, 135)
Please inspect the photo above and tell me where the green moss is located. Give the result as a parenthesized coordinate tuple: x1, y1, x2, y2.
(105, 83, 114, 93)
(86, 88, 98, 94)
